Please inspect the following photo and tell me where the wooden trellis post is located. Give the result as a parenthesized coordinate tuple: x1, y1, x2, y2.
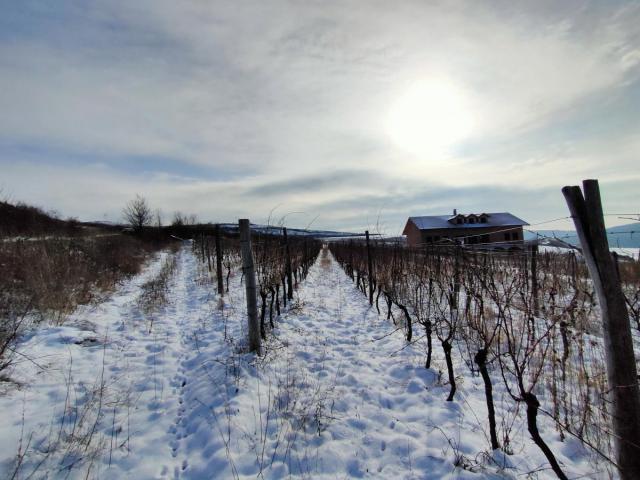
(283, 227, 294, 301)
(531, 244, 539, 316)
(366, 230, 373, 306)
(563, 179, 640, 479)
(215, 224, 224, 295)
(239, 219, 260, 354)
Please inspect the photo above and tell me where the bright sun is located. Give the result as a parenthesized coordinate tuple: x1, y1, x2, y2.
(388, 80, 475, 158)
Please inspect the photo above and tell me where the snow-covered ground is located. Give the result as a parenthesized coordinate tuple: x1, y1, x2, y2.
(0, 244, 238, 478)
(538, 244, 640, 261)
(1, 243, 604, 478)
(611, 247, 640, 260)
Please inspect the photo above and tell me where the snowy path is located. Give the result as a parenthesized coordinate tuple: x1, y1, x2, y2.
(217, 248, 502, 479)
(1, 244, 596, 479)
(210, 248, 591, 479)
(0, 243, 248, 479)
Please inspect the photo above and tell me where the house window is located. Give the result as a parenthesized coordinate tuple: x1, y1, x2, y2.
(457, 217, 463, 224)
(504, 232, 518, 241)
(468, 217, 475, 224)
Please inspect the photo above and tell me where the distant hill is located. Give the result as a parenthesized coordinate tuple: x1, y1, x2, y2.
(525, 222, 640, 248)
(0, 200, 74, 237)
(218, 223, 360, 239)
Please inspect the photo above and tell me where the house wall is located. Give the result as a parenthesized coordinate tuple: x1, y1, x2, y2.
(404, 221, 423, 246)
(405, 225, 523, 247)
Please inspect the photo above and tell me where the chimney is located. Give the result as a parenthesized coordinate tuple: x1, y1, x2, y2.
(453, 208, 457, 216)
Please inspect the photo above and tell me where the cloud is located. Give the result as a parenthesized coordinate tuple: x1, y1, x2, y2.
(246, 169, 382, 197)
(0, 0, 639, 230)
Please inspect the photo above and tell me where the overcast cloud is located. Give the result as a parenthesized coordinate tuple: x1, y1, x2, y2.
(1, 0, 638, 233)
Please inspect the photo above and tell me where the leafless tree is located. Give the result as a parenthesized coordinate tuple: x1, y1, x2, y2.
(123, 195, 152, 232)
(172, 211, 198, 226)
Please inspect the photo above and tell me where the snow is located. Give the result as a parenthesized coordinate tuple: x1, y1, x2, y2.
(1, 232, 120, 243)
(0, 242, 609, 478)
(611, 247, 640, 260)
(539, 244, 640, 261)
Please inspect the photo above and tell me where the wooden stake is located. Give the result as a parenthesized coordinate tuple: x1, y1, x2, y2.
(452, 244, 461, 309)
(283, 227, 294, 301)
(366, 230, 373, 306)
(215, 224, 224, 296)
(206, 236, 212, 272)
(239, 219, 260, 354)
(531, 244, 539, 316)
(563, 179, 640, 479)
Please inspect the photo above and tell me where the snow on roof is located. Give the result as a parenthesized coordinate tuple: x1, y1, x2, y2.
(407, 212, 528, 231)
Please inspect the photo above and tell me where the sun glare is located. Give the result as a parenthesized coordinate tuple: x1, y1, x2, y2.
(388, 80, 475, 158)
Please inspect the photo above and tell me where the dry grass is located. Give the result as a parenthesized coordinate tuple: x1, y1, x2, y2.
(619, 257, 640, 283)
(0, 236, 156, 320)
(0, 235, 166, 375)
(138, 252, 179, 316)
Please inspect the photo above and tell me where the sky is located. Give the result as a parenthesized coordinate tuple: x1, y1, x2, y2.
(1, 0, 639, 234)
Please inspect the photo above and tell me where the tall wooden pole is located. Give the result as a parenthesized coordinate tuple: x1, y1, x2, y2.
(215, 224, 224, 296)
(205, 236, 212, 272)
(563, 179, 640, 479)
(366, 230, 373, 306)
(239, 219, 260, 354)
(531, 244, 539, 316)
(283, 227, 294, 301)
(452, 243, 461, 309)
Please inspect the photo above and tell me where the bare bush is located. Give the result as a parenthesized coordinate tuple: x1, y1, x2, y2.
(172, 211, 198, 227)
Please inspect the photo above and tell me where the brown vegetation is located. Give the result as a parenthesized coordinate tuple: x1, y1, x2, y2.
(0, 234, 170, 377)
(0, 200, 78, 238)
(1, 236, 157, 321)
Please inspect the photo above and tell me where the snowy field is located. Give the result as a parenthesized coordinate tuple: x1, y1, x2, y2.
(539, 244, 639, 261)
(611, 247, 640, 260)
(0, 243, 607, 478)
